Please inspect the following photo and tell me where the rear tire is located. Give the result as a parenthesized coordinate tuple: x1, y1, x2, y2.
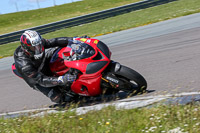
(115, 65, 147, 94)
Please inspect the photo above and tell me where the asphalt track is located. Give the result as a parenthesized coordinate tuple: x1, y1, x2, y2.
(0, 13, 200, 113)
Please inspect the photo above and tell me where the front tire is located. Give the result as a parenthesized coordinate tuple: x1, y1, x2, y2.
(115, 65, 147, 94)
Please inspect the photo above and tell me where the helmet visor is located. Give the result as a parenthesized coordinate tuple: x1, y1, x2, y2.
(33, 44, 44, 59)
(26, 40, 44, 59)
(29, 44, 43, 54)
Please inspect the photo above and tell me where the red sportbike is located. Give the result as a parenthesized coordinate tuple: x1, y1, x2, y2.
(13, 38, 147, 100)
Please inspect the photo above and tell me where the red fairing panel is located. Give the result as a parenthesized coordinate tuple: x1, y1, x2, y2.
(49, 38, 111, 96)
(71, 74, 102, 96)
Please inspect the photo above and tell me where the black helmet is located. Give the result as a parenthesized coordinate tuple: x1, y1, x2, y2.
(20, 30, 44, 59)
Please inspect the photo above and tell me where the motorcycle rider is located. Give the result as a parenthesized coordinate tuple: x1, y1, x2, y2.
(14, 30, 86, 103)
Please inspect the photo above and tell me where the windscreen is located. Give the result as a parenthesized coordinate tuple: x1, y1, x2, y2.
(68, 40, 96, 59)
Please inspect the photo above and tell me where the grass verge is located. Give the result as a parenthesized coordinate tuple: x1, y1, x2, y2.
(0, 0, 141, 35)
(1, 0, 200, 58)
(0, 104, 200, 132)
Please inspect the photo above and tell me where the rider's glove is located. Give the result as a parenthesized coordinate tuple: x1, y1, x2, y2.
(72, 37, 78, 43)
(80, 35, 90, 38)
(58, 74, 77, 85)
(72, 36, 90, 43)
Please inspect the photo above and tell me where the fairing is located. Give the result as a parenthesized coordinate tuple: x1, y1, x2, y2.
(49, 38, 111, 96)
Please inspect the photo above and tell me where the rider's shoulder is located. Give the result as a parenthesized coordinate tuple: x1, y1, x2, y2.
(14, 46, 30, 62)
(14, 46, 24, 57)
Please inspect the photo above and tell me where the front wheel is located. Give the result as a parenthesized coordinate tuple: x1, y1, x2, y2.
(115, 65, 147, 94)
(102, 65, 147, 95)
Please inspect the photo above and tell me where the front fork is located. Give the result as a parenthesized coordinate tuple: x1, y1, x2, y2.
(101, 61, 121, 89)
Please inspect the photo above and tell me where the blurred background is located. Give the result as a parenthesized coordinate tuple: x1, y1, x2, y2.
(0, 0, 81, 14)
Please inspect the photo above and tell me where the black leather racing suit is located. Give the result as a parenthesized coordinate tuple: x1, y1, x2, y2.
(14, 37, 73, 103)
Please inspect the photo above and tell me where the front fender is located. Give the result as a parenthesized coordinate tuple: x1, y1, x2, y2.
(106, 61, 121, 73)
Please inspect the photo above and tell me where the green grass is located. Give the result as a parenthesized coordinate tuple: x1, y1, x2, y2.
(0, 104, 200, 132)
(1, 0, 200, 58)
(0, 0, 141, 35)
